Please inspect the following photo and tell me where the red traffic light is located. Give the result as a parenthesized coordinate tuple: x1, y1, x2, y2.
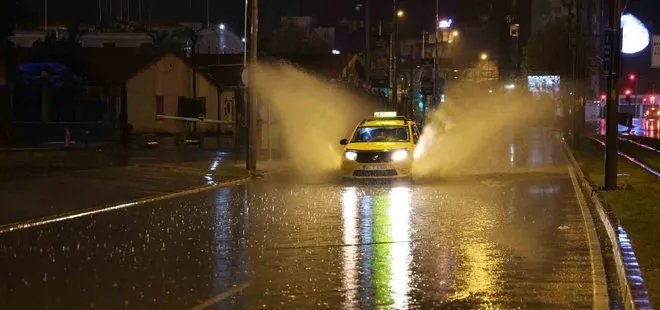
(629, 73, 636, 81)
(600, 94, 606, 101)
(625, 89, 632, 96)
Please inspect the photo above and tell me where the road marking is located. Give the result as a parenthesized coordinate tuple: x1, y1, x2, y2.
(567, 164, 610, 310)
(189, 282, 251, 310)
(0, 178, 251, 235)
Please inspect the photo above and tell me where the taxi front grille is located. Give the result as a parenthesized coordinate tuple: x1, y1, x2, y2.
(355, 151, 392, 163)
(353, 170, 398, 177)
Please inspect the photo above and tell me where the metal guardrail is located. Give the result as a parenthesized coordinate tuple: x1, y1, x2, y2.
(561, 140, 653, 310)
(591, 138, 660, 178)
(155, 115, 234, 124)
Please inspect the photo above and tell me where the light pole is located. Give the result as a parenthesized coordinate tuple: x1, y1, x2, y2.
(247, 0, 258, 171)
(44, 0, 48, 31)
(604, 0, 622, 190)
(435, 17, 452, 109)
(389, 4, 403, 111)
(365, 0, 372, 88)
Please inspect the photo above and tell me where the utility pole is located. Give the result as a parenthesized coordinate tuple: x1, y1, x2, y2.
(604, 0, 622, 190)
(247, 0, 258, 171)
(389, 0, 398, 110)
(44, 0, 48, 31)
(432, 0, 438, 112)
(206, 0, 210, 28)
(365, 0, 372, 88)
(572, 0, 583, 148)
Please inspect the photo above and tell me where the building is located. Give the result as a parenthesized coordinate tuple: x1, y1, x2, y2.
(10, 23, 244, 55)
(9, 47, 240, 147)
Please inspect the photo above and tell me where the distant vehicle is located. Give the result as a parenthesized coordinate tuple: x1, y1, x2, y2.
(339, 112, 419, 180)
(643, 107, 660, 120)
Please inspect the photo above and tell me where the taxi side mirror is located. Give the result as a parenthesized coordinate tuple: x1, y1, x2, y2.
(340, 139, 348, 145)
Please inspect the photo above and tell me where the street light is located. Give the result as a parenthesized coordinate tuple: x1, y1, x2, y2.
(396, 9, 404, 18)
(480, 53, 488, 60)
(219, 23, 225, 30)
(452, 30, 459, 37)
(439, 18, 452, 29)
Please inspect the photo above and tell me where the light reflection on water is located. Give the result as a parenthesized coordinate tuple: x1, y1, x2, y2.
(341, 187, 359, 308)
(341, 186, 412, 309)
(597, 118, 660, 138)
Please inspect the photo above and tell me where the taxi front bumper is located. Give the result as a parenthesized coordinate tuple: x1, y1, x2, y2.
(340, 160, 412, 179)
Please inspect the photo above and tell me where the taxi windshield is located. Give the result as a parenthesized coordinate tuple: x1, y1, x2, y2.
(351, 126, 409, 142)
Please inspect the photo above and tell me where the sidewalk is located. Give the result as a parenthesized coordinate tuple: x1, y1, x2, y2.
(0, 158, 288, 227)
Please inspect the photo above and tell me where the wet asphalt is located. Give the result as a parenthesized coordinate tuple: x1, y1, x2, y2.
(0, 130, 601, 309)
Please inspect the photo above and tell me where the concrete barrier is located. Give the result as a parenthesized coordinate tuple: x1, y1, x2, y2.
(561, 140, 653, 310)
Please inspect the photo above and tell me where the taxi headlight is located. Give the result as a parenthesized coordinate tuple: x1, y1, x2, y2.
(391, 149, 409, 161)
(345, 151, 358, 161)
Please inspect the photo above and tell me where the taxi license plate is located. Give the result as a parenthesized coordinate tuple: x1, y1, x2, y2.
(362, 165, 388, 171)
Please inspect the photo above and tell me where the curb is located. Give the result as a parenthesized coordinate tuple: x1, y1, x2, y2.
(561, 140, 653, 310)
(0, 176, 252, 235)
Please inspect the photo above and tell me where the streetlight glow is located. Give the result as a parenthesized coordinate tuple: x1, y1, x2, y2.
(439, 19, 452, 29)
(396, 9, 404, 18)
(219, 23, 225, 30)
(480, 53, 488, 60)
(452, 30, 459, 37)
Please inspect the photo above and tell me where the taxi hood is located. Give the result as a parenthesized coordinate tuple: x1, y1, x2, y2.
(345, 142, 412, 151)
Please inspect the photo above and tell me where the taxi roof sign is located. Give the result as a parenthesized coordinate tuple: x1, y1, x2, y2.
(374, 111, 397, 118)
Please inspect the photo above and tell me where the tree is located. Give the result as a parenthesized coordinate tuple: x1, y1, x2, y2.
(268, 21, 332, 54)
(522, 18, 571, 75)
(16, 24, 87, 122)
(0, 0, 27, 145)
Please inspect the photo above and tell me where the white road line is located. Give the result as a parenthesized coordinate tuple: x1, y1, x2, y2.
(0, 178, 250, 235)
(188, 282, 251, 310)
(567, 164, 610, 310)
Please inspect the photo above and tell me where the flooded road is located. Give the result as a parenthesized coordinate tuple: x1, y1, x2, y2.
(0, 131, 602, 309)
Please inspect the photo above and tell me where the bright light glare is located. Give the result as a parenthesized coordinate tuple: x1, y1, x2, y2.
(345, 151, 357, 161)
(439, 19, 452, 29)
(505, 84, 515, 90)
(242, 37, 246, 42)
(219, 23, 225, 30)
(621, 14, 649, 54)
(332, 49, 341, 54)
(374, 111, 397, 117)
(396, 10, 404, 18)
(392, 150, 409, 161)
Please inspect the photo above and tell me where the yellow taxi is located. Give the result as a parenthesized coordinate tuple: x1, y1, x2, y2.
(339, 112, 420, 180)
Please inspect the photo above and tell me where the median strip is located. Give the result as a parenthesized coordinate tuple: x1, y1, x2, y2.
(565, 138, 656, 308)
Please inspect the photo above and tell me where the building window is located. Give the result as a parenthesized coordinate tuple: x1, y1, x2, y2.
(156, 96, 164, 119)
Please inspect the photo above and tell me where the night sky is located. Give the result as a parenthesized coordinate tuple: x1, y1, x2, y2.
(28, 0, 486, 34)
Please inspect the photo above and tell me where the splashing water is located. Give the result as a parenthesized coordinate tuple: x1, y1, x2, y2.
(412, 83, 553, 179)
(252, 61, 377, 180)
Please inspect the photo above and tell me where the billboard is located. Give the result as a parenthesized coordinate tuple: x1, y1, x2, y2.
(527, 75, 560, 98)
(370, 35, 390, 88)
(652, 35, 660, 68)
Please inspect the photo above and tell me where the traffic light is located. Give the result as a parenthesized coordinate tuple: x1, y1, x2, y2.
(629, 73, 636, 81)
(625, 89, 632, 104)
(600, 94, 606, 102)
